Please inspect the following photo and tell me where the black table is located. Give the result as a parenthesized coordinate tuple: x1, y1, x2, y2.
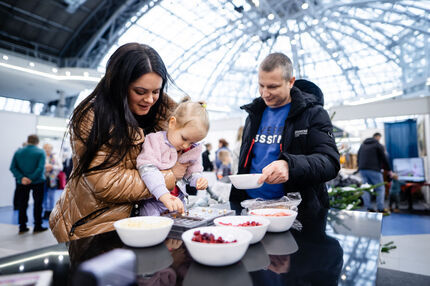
(0, 209, 382, 285)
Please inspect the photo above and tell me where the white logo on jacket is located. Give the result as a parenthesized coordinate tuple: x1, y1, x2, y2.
(294, 129, 308, 137)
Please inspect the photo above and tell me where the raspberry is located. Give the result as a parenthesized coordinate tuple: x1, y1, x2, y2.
(191, 232, 237, 244)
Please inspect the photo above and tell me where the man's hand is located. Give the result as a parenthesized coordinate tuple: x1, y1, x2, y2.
(159, 193, 184, 213)
(268, 255, 291, 274)
(196, 177, 208, 190)
(258, 160, 289, 184)
(171, 161, 190, 180)
(21, 177, 31, 185)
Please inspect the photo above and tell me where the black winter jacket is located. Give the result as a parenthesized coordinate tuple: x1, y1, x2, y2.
(229, 86, 340, 224)
(357, 138, 391, 172)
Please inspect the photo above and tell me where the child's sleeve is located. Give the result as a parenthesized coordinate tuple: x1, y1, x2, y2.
(181, 144, 204, 180)
(136, 132, 172, 200)
(187, 172, 203, 188)
(138, 165, 170, 200)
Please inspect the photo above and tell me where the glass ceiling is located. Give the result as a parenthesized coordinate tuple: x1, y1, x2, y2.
(98, 0, 429, 118)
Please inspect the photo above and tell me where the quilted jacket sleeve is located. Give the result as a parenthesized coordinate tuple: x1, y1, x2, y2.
(73, 111, 176, 204)
(279, 106, 340, 185)
(82, 145, 176, 203)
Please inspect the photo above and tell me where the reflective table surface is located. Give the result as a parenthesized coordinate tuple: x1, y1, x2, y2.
(0, 209, 382, 286)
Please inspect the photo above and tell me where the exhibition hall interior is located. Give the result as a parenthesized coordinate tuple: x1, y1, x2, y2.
(0, 0, 429, 285)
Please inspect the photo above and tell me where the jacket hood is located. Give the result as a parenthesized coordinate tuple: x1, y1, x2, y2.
(294, 79, 324, 106)
(363, 138, 379, 145)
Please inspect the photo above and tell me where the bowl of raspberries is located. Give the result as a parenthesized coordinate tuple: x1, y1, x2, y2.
(182, 226, 252, 266)
(213, 215, 270, 244)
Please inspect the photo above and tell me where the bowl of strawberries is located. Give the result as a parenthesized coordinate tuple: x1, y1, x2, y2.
(213, 215, 270, 244)
(182, 226, 252, 266)
(249, 208, 297, 232)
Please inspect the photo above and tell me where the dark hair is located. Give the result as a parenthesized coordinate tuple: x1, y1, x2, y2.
(260, 52, 293, 80)
(27, 134, 39, 145)
(70, 43, 172, 180)
(219, 138, 229, 148)
(373, 132, 382, 138)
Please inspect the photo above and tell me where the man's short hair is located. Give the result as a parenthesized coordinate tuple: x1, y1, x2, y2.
(260, 53, 293, 81)
(27, 134, 39, 145)
(373, 132, 382, 138)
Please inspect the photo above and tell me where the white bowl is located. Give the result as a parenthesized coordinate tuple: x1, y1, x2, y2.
(182, 226, 252, 266)
(229, 174, 263, 189)
(114, 216, 173, 247)
(213, 215, 270, 244)
(249, 208, 297, 232)
(261, 231, 298, 255)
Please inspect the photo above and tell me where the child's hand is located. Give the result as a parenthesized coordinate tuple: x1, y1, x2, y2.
(159, 193, 184, 213)
(196, 177, 208, 190)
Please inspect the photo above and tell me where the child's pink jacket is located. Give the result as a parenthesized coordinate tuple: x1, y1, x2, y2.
(137, 131, 203, 199)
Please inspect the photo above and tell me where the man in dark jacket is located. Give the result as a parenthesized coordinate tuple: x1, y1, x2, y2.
(229, 53, 340, 227)
(10, 134, 47, 233)
(357, 132, 391, 212)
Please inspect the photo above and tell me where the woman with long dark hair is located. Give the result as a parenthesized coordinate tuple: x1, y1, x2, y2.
(50, 43, 187, 242)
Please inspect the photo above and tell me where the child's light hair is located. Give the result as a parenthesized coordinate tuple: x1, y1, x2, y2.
(172, 96, 210, 131)
(218, 150, 231, 165)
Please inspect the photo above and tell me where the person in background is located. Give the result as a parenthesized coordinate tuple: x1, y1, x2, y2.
(42, 143, 63, 219)
(389, 172, 404, 213)
(232, 126, 244, 175)
(229, 52, 340, 227)
(10, 134, 47, 233)
(217, 149, 232, 182)
(357, 132, 391, 213)
(137, 98, 209, 216)
(62, 155, 73, 182)
(50, 43, 189, 242)
(214, 138, 230, 170)
(12, 141, 27, 210)
(202, 143, 214, 172)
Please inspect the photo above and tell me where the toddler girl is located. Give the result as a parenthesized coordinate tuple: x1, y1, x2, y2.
(216, 149, 232, 183)
(137, 97, 209, 216)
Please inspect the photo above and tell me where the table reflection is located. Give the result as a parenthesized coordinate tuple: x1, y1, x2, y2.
(0, 209, 382, 286)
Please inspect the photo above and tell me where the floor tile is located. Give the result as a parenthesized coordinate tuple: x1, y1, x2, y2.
(379, 234, 430, 276)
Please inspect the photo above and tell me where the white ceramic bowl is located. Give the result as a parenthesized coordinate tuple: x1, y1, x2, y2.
(213, 215, 270, 244)
(114, 216, 173, 247)
(229, 174, 263, 189)
(182, 226, 252, 266)
(249, 208, 297, 232)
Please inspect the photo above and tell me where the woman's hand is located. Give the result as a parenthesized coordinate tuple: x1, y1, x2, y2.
(159, 193, 184, 213)
(196, 177, 208, 190)
(171, 161, 190, 180)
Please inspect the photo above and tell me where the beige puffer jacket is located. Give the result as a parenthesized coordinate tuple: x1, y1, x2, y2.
(49, 109, 176, 242)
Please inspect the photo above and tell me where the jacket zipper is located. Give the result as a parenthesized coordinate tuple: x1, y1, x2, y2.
(243, 139, 255, 168)
(69, 207, 109, 237)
